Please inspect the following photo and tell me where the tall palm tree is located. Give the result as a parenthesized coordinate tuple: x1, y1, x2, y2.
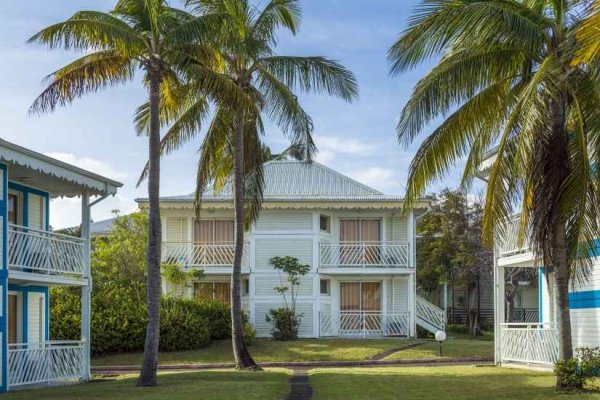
(389, 0, 600, 386)
(28, 0, 221, 386)
(576, 0, 600, 62)
(146, 0, 358, 369)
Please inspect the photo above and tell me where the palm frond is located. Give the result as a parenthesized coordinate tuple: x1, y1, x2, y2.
(29, 50, 135, 115)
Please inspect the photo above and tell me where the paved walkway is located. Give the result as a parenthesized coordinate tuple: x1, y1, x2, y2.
(287, 369, 313, 400)
(91, 356, 493, 375)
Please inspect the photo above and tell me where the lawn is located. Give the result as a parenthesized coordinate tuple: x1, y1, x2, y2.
(310, 366, 600, 400)
(93, 339, 417, 366)
(2, 370, 290, 400)
(384, 338, 494, 360)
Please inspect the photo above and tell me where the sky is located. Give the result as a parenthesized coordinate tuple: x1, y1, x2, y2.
(0, 0, 467, 229)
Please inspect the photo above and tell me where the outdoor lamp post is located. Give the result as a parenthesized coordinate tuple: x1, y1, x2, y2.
(435, 330, 446, 356)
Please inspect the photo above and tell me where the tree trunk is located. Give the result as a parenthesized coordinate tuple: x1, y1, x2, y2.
(137, 69, 163, 387)
(231, 112, 259, 370)
(554, 220, 573, 360)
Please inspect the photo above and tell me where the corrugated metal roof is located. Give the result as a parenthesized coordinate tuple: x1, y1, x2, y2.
(139, 160, 404, 202)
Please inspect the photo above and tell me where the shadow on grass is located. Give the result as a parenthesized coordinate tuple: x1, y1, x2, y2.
(2, 370, 291, 400)
(309, 366, 600, 400)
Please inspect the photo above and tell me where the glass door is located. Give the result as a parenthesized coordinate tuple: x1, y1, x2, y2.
(339, 219, 381, 266)
(339, 282, 382, 335)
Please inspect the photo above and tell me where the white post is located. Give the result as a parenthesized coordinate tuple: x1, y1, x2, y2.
(494, 251, 505, 365)
(408, 273, 416, 338)
(80, 192, 91, 381)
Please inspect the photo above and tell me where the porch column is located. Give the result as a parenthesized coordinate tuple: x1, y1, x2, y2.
(408, 273, 416, 338)
(493, 253, 504, 365)
(81, 192, 91, 381)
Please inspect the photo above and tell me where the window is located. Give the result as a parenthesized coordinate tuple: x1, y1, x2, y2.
(8, 193, 18, 225)
(194, 220, 235, 243)
(242, 279, 250, 296)
(320, 279, 330, 295)
(194, 281, 231, 304)
(319, 215, 330, 232)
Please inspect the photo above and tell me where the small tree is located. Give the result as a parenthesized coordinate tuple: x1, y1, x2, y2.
(162, 263, 204, 298)
(266, 256, 310, 340)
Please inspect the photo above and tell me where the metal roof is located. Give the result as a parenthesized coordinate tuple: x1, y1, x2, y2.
(138, 160, 405, 203)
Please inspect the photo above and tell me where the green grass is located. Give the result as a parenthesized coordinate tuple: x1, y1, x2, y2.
(310, 366, 600, 399)
(384, 338, 494, 360)
(2, 370, 290, 400)
(93, 339, 417, 366)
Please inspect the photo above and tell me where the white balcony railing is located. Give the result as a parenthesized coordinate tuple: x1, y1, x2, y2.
(498, 215, 531, 257)
(320, 241, 410, 268)
(162, 242, 249, 268)
(8, 341, 85, 388)
(500, 323, 559, 367)
(8, 224, 85, 277)
(319, 312, 410, 337)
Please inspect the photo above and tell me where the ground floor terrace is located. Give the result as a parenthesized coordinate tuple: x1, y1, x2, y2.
(494, 216, 600, 369)
(165, 272, 446, 339)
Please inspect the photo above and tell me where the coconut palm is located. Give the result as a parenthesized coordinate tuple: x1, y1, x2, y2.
(28, 0, 225, 386)
(576, 0, 600, 62)
(145, 0, 358, 369)
(389, 0, 600, 386)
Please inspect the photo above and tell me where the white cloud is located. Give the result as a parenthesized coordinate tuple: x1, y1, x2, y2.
(315, 149, 336, 164)
(50, 194, 137, 230)
(317, 136, 377, 155)
(347, 167, 405, 195)
(44, 152, 127, 182)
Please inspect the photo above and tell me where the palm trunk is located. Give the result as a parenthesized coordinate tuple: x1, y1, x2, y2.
(554, 220, 573, 361)
(138, 69, 163, 387)
(231, 112, 259, 370)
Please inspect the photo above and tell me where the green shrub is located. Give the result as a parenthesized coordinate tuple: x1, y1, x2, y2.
(266, 308, 300, 341)
(555, 347, 600, 390)
(160, 298, 211, 351)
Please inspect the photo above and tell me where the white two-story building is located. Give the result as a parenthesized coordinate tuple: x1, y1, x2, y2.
(138, 160, 444, 339)
(0, 139, 121, 391)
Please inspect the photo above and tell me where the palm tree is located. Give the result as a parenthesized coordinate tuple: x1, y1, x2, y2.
(389, 0, 600, 386)
(28, 0, 220, 386)
(146, 0, 358, 369)
(576, 0, 600, 62)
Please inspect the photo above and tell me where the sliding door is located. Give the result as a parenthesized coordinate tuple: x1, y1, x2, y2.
(339, 282, 382, 333)
(194, 220, 234, 264)
(339, 219, 381, 265)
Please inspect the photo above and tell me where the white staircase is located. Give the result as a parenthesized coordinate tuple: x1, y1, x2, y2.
(416, 295, 446, 334)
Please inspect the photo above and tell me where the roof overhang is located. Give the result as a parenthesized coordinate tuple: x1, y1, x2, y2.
(0, 139, 122, 198)
(477, 145, 499, 181)
(137, 198, 431, 211)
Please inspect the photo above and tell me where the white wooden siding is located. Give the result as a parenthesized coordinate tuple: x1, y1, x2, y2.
(254, 276, 313, 296)
(385, 216, 408, 242)
(28, 194, 44, 230)
(572, 263, 600, 293)
(571, 308, 600, 348)
(254, 302, 313, 337)
(254, 238, 313, 269)
(391, 277, 409, 312)
(255, 211, 313, 231)
(27, 292, 45, 344)
(166, 217, 188, 242)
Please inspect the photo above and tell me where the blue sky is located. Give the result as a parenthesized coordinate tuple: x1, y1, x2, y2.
(1, 0, 464, 228)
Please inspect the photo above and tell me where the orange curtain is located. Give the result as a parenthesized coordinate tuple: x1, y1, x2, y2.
(361, 282, 381, 312)
(214, 220, 234, 242)
(194, 220, 213, 243)
(340, 220, 359, 242)
(340, 282, 360, 312)
(194, 282, 213, 301)
(360, 220, 380, 241)
(214, 282, 231, 304)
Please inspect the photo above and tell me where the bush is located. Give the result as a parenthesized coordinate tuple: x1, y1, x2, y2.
(266, 308, 300, 341)
(555, 347, 600, 390)
(160, 298, 211, 351)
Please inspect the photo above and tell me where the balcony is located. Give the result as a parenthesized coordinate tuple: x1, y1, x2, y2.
(498, 215, 532, 257)
(319, 241, 411, 270)
(162, 242, 249, 269)
(8, 341, 86, 388)
(319, 312, 410, 337)
(8, 224, 86, 281)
